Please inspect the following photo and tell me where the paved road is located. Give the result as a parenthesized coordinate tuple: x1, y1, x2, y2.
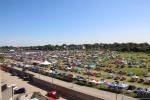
(26, 70, 138, 100)
(1, 71, 66, 100)
(5, 66, 138, 100)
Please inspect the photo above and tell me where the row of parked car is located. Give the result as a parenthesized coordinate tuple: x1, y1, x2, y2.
(10, 70, 32, 81)
(31, 68, 150, 98)
(29, 66, 150, 89)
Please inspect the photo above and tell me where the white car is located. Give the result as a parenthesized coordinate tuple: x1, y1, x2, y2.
(8, 84, 16, 88)
(8, 84, 18, 90)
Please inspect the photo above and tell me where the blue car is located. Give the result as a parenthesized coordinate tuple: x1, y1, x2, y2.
(74, 76, 85, 81)
(133, 88, 145, 94)
(31, 67, 39, 73)
(50, 71, 60, 76)
(14, 88, 26, 94)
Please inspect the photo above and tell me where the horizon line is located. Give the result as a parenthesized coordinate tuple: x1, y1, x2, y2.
(0, 42, 149, 47)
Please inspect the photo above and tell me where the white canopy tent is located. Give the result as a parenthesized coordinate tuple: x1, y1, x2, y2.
(40, 60, 51, 66)
(39, 61, 52, 74)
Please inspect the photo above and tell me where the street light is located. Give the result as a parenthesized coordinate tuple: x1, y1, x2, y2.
(51, 65, 55, 84)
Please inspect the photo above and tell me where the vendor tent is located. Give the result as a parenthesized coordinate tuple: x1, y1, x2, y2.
(40, 61, 51, 65)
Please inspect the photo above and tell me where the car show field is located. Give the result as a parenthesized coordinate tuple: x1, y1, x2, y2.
(1, 49, 150, 99)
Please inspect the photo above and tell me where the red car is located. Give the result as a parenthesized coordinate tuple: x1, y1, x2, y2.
(47, 90, 61, 99)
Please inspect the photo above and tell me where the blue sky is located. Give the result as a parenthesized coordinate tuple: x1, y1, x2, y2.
(0, 0, 150, 46)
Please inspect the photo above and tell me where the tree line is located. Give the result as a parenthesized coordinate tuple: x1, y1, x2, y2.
(0, 43, 150, 52)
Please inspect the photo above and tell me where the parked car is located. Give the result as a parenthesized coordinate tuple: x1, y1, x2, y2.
(74, 76, 87, 85)
(146, 88, 150, 93)
(138, 79, 145, 83)
(127, 85, 136, 90)
(74, 76, 85, 81)
(8, 84, 18, 90)
(23, 76, 31, 81)
(47, 90, 61, 99)
(49, 71, 60, 77)
(86, 72, 95, 76)
(14, 87, 26, 94)
(127, 72, 135, 76)
(63, 73, 74, 82)
(133, 88, 146, 94)
(31, 67, 39, 73)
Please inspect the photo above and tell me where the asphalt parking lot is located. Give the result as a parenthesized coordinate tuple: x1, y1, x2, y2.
(1, 71, 66, 100)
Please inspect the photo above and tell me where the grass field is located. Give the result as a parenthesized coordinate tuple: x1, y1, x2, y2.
(121, 67, 148, 76)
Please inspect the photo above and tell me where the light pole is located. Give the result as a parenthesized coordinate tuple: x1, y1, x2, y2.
(51, 65, 55, 85)
(116, 87, 118, 100)
(12, 85, 14, 100)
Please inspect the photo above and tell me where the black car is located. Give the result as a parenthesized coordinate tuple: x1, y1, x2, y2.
(23, 76, 30, 81)
(14, 88, 26, 94)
